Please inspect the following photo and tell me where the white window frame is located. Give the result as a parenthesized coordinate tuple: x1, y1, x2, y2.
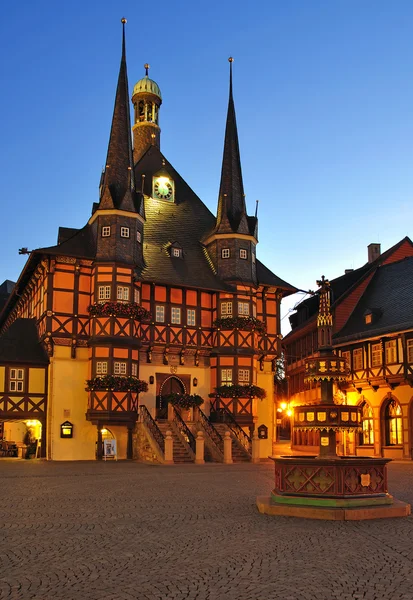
(252, 252, 256, 264)
(134, 288, 140, 304)
(385, 340, 397, 364)
(221, 369, 233, 384)
(238, 369, 250, 383)
(155, 305, 165, 323)
(137, 231, 142, 243)
(171, 307, 181, 324)
(221, 302, 233, 317)
(238, 302, 250, 316)
(172, 248, 181, 258)
(131, 363, 138, 377)
(353, 348, 363, 371)
(96, 361, 108, 375)
(117, 286, 130, 302)
(221, 248, 230, 259)
(102, 226, 111, 237)
(187, 309, 196, 327)
(407, 339, 413, 363)
(114, 362, 127, 375)
(239, 249, 247, 259)
(98, 285, 111, 302)
(371, 343, 382, 367)
(9, 368, 24, 392)
(120, 227, 130, 238)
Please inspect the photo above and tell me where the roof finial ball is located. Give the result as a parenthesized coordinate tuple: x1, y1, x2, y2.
(144, 63, 150, 76)
(121, 17, 127, 24)
(228, 57, 234, 62)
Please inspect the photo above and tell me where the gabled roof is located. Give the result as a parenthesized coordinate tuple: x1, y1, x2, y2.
(0, 318, 48, 364)
(334, 257, 413, 343)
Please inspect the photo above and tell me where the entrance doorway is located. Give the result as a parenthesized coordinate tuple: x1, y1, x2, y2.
(157, 376, 185, 418)
(0, 419, 42, 458)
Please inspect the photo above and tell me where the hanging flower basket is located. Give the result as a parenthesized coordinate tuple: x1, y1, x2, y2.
(88, 302, 151, 321)
(209, 384, 266, 400)
(85, 375, 148, 393)
(213, 316, 266, 334)
(164, 393, 204, 410)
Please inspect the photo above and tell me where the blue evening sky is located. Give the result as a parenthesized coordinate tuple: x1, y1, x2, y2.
(1, 1, 412, 334)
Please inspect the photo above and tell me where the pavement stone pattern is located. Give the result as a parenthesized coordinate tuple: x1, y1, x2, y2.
(1, 460, 413, 600)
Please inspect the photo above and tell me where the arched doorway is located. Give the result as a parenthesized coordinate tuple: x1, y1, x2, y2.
(157, 376, 185, 418)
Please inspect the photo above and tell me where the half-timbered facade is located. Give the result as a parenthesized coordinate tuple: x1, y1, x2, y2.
(0, 24, 295, 460)
(284, 242, 413, 459)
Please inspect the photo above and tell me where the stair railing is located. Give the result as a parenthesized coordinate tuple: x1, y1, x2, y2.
(139, 405, 165, 454)
(172, 407, 196, 454)
(217, 407, 252, 454)
(198, 408, 224, 453)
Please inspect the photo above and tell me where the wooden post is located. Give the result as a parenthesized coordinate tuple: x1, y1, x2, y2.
(127, 424, 133, 460)
(195, 430, 205, 464)
(97, 425, 103, 461)
(224, 431, 233, 464)
(164, 430, 174, 464)
(252, 430, 260, 463)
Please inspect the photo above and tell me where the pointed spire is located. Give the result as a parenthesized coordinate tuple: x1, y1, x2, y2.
(215, 57, 249, 235)
(99, 18, 138, 213)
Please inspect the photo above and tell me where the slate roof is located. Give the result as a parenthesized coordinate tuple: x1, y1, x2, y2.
(135, 146, 296, 293)
(334, 257, 413, 343)
(0, 280, 15, 313)
(35, 224, 96, 259)
(0, 318, 48, 364)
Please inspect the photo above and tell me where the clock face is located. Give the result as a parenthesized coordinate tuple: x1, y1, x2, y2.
(153, 177, 174, 201)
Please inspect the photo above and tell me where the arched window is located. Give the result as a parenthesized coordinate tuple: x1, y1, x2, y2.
(138, 100, 145, 122)
(385, 399, 403, 445)
(360, 401, 374, 445)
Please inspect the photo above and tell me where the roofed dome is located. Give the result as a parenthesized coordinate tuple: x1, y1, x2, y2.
(132, 75, 162, 100)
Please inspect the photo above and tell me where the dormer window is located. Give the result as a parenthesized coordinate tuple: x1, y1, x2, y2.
(365, 312, 372, 325)
(222, 248, 230, 259)
(120, 227, 130, 238)
(170, 243, 183, 258)
(172, 248, 181, 258)
(102, 226, 111, 237)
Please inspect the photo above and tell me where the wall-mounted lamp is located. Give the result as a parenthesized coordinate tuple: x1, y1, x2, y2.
(193, 377, 198, 387)
(149, 376, 154, 385)
(60, 421, 73, 438)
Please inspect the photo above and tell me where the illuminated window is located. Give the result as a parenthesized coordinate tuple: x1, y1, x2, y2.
(238, 369, 250, 383)
(120, 227, 130, 238)
(407, 339, 413, 363)
(171, 307, 181, 324)
(341, 351, 350, 369)
(137, 231, 142, 243)
(371, 343, 382, 367)
(385, 399, 402, 445)
(187, 309, 196, 326)
(117, 286, 130, 302)
(134, 288, 140, 304)
(155, 305, 165, 322)
(9, 368, 24, 392)
(239, 249, 247, 259)
(98, 286, 111, 302)
(221, 369, 232, 384)
(353, 348, 363, 370)
(102, 226, 111, 237)
(360, 401, 374, 445)
(238, 302, 250, 316)
(172, 248, 181, 258)
(96, 362, 108, 375)
(131, 363, 138, 377)
(385, 340, 397, 364)
(221, 302, 233, 317)
(365, 313, 372, 325)
(221, 248, 230, 259)
(114, 362, 127, 375)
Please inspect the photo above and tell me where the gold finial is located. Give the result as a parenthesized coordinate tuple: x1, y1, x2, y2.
(144, 63, 150, 76)
(228, 57, 234, 62)
(121, 17, 127, 24)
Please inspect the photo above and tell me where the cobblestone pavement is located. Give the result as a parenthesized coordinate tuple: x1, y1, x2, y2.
(1, 460, 413, 600)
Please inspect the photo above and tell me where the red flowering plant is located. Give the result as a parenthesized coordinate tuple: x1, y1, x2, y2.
(164, 393, 204, 410)
(85, 375, 148, 393)
(88, 302, 151, 321)
(213, 316, 266, 334)
(209, 384, 266, 400)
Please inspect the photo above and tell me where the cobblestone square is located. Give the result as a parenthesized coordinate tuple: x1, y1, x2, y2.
(1, 460, 413, 600)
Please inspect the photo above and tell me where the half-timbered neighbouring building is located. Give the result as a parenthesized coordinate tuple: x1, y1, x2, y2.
(283, 239, 413, 459)
(0, 23, 295, 460)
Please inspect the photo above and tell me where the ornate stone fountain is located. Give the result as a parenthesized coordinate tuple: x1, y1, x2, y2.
(257, 277, 410, 520)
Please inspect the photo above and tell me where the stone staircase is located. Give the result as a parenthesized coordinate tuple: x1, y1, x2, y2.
(212, 424, 252, 462)
(156, 421, 195, 463)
